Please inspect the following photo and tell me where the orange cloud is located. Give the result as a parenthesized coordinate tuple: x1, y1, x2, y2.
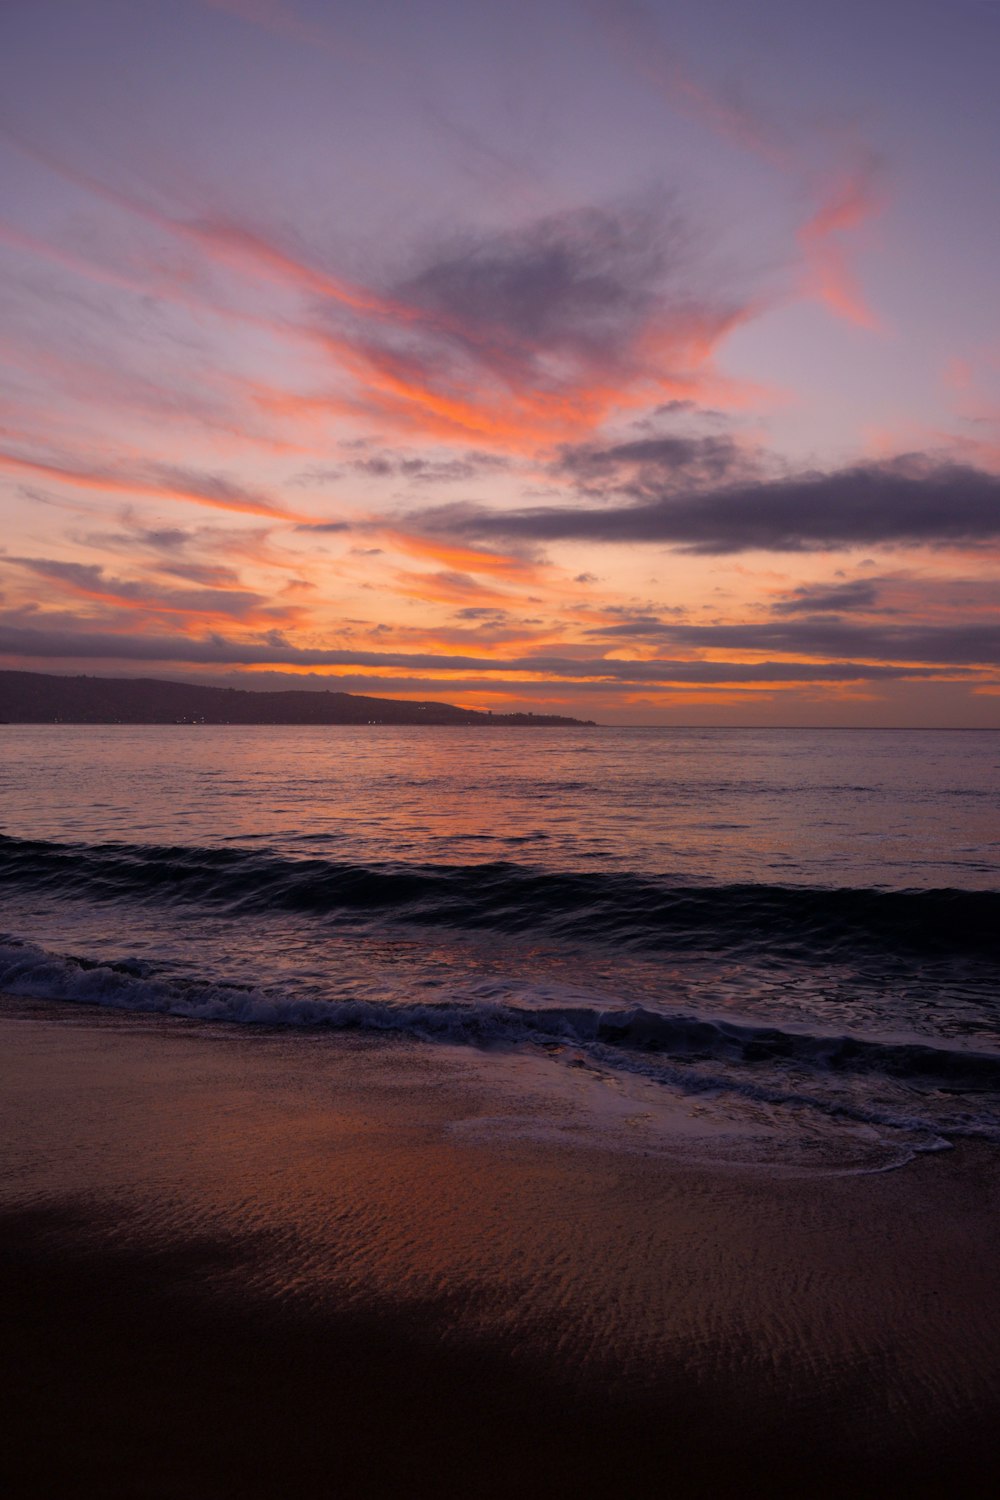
(390, 569, 517, 609)
(383, 532, 541, 580)
(300, 295, 767, 453)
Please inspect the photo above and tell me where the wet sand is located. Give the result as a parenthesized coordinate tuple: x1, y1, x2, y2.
(2, 994, 999, 1499)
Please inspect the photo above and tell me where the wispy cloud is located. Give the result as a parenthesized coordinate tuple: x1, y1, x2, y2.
(200, 0, 345, 58)
(591, 0, 884, 330)
(797, 154, 884, 330)
(4, 127, 765, 450)
(556, 432, 758, 492)
(0, 448, 296, 520)
(590, 0, 792, 167)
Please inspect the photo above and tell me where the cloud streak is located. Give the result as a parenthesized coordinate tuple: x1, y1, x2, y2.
(591, 0, 884, 329)
(771, 580, 882, 614)
(584, 617, 1000, 666)
(2, 556, 276, 622)
(0, 448, 295, 521)
(0, 616, 985, 681)
(410, 458, 1000, 553)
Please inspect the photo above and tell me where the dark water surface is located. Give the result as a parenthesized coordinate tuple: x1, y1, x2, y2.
(2, 725, 999, 1170)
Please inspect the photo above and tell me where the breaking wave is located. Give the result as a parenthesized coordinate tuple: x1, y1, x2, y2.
(1, 833, 997, 961)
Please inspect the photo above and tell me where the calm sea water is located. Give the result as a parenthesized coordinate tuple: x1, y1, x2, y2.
(2, 725, 999, 1170)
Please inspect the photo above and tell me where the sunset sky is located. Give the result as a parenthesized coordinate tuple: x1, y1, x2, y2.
(2, 0, 999, 724)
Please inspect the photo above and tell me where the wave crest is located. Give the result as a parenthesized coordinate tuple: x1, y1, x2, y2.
(1, 833, 997, 960)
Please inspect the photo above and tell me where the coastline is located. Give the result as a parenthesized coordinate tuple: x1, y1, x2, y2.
(3, 994, 1000, 1498)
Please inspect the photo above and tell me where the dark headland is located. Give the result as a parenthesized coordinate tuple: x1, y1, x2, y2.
(0, 670, 595, 727)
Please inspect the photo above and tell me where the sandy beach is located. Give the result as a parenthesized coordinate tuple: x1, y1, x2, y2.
(3, 992, 999, 1499)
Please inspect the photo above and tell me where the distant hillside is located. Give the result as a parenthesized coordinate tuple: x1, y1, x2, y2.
(0, 671, 596, 727)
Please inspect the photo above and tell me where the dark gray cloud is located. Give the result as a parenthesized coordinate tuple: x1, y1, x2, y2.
(0, 614, 981, 682)
(149, 463, 283, 514)
(352, 456, 395, 477)
(290, 466, 345, 487)
(392, 203, 676, 377)
(398, 456, 498, 484)
(8, 558, 112, 593)
(349, 452, 506, 484)
(652, 400, 699, 416)
(585, 616, 1000, 664)
(328, 197, 750, 425)
(138, 527, 192, 550)
(410, 458, 1000, 553)
(291, 198, 750, 447)
(557, 433, 752, 492)
(771, 580, 882, 614)
(157, 561, 243, 586)
(78, 526, 196, 555)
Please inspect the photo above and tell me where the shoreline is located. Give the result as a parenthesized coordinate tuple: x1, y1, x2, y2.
(3, 995, 1000, 1497)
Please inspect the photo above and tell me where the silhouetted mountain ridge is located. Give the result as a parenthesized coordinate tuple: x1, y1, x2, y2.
(0, 671, 595, 726)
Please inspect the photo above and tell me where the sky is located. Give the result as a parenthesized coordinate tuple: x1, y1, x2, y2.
(1, 0, 999, 725)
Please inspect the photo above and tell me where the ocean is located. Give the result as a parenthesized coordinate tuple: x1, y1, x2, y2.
(2, 724, 999, 1174)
